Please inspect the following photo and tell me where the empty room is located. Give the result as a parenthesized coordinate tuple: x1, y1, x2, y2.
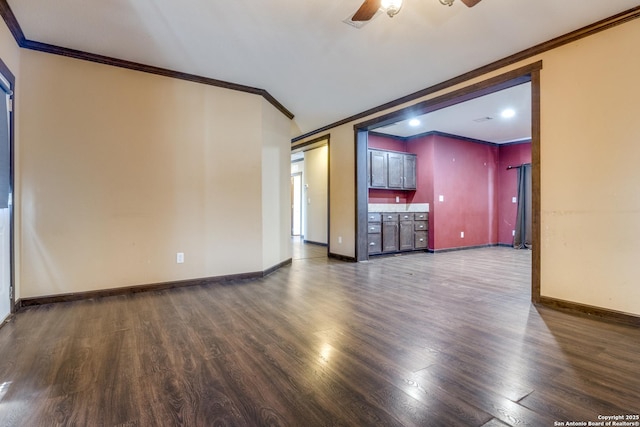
(0, 1, 639, 426)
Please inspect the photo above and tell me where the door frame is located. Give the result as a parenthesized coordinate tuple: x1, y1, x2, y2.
(291, 134, 331, 256)
(0, 57, 15, 319)
(290, 172, 303, 236)
(354, 61, 542, 303)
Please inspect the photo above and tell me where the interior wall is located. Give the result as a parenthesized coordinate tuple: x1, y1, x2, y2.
(261, 98, 293, 270)
(538, 20, 640, 314)
(497, 142, 532, 245)
(303, 145, 328, 245)
(328, 126, 354, 255)
(295, 15, 640, 315)
(407, 135, 435, 248)
(431, 135, 498, 250)
(18, 49, 290, 298)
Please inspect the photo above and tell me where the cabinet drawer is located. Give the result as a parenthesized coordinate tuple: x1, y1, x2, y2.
(368, 213, 381, 223)
(382, 213, 399, 222)
(414, 221, 428, 231)
(415, 231, 428, 249)
(368, 234, 382, 254)
(368, 224, 381, 233)
(399, 213, 413, 221)
(414, 212, 428, 221)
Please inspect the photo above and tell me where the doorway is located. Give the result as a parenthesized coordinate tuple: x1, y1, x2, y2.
(0, 62, 14, 324)
(291, 172, 302, 236)
(291, 135, 330, 260)
(355, 62, 541, 301)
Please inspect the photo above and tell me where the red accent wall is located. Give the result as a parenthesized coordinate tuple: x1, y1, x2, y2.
(430, 135, 499, 250)
(406, 135, 435, 247)
(368, 134, 406, 152)
(497, 142, 532, 245)
(368, 133, 531, 251)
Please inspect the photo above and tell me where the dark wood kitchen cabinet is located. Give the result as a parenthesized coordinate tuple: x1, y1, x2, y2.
(387, 152, 404, 188)
(398, 212, 414, 251)
(367, 213, 382, 255)
(369, 150, 387, 188)
(403, 155, 417, 189)
(368, 149, 416, 190)
(382, 213, 399, 253)
(368, 212, 428, 254)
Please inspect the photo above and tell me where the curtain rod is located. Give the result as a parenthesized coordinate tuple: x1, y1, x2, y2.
(506, 162, 531, 170)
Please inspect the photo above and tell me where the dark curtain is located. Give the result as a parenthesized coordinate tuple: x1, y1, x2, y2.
(514, 163, 532, 249)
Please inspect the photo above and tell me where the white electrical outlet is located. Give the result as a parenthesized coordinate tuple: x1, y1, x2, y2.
(460, 231, 464, 238)
(512, 197, 517, 203)
(439, 195, 444, 202)
(176, 252, 184, 264)
(396, 196, 400, 203)
(338, 236, 342, 244)
(512, 230, 516, 236)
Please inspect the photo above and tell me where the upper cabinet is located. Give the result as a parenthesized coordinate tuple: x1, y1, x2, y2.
(368, 149, 416, 190)
(369, 149, 387, 188)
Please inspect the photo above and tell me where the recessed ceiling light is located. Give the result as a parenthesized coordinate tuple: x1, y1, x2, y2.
(409, 119, 420, 127)
(501, 108, 516, 119)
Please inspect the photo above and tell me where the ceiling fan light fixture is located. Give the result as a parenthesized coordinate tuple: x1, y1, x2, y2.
(381, 0, 403, 17)
(439, 0, 455, 6)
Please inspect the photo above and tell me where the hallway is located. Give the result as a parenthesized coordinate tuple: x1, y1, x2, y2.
(291, 236, 327, 261)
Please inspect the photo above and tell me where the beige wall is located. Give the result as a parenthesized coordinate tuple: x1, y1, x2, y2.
(303, 145, 328, 245)
(16, 48, 290, 298)
(294, 18, 640, 316)
(261, 98, 292, 270)
(538, 21, 640, 314)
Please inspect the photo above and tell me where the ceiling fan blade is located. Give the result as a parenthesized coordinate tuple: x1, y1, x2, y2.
(460, 0, 482, 7)
(352, 0, 382, 21)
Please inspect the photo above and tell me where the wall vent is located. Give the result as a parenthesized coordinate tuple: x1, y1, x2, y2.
(473, 116, 494, 122)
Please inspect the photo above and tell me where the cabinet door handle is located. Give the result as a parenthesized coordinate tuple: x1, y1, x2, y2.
(370, 242, 376, 246)
(419, 239, 424, 242)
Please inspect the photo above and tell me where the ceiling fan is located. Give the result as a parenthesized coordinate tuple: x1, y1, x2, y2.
(352, 0, 482, 21)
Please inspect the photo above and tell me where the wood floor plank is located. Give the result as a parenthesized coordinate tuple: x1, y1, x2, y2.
(0, 245, 639, 426)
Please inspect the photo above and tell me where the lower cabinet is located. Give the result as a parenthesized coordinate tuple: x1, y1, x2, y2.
(367, 213, 382, 254)
(399, 220, 414, 251)
(368, 212, 428, 255)
(382, 213, 399, 252)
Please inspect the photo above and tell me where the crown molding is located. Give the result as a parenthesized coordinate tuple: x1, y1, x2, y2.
(292, 5, 640, 143)
(0, 0, 294, 120)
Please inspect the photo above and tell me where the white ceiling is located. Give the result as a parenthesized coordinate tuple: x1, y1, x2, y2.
(7, 0, 639, 138)
(375, 82, 531, 143)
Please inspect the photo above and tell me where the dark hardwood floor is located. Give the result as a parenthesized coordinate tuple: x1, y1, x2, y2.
(0, 247, 638, 426)
(291, 236, 327, 260)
